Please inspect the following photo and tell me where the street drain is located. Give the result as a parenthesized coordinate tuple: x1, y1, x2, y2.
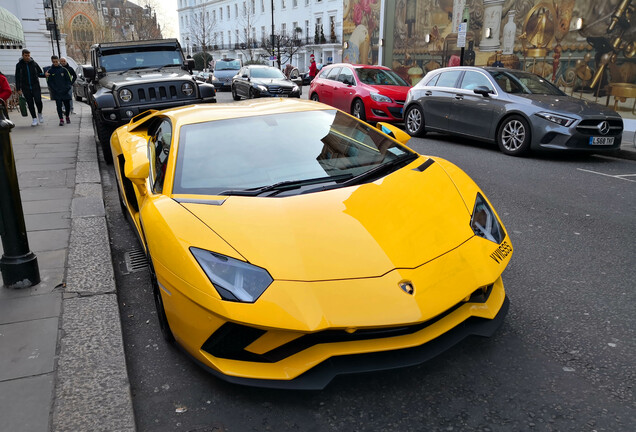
(123, 248, 148, 274)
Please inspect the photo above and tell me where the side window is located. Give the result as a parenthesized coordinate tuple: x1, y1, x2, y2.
(435, 71, 462, 88)
(338, 68, 355, 85)
(325, 67, 342, 80)
(424, 73, 440, 86)
(148, 119, 172, 193)
(460, 71, 495, 91)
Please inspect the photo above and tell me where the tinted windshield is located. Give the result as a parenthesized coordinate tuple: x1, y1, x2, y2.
(489, 70, 564, 95)
(99, 46, 183, 72)
(357, 68, 410, 86)
(173, 110, 413, 195)
(251, 67, 285, 79)
(215, 60, 241, 70)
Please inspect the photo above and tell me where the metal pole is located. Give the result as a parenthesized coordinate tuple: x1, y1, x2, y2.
(271, 0, 275, 67)
(50, 0, 61, 57)
(0, 102, 40, 288)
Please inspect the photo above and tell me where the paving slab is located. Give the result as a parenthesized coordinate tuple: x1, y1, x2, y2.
(24, 212, 71, 231)
(27, 229, 70, 253)
(0, 373, 54, 432)
(0, 292, 61, 325)
(0, 317, 58, 381)
(20, 187, 73, 202)
(22, 199, 73, 215)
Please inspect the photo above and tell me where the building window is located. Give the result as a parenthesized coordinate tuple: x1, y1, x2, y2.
(126, 8, 131, 15)
(235, 4, 238, 17)
(261, 0, 265, 13)
(220, 8, 223, 20)
(251, 0, 255, 14)
(213, 10, 216, 21)
(103, 7, 108, 15)
(227, 5, 230, 19)
(113, 8, 120, 16)
(281, 23, 286, 37)
(293, 0, 297, 7)
(281, 0, 286, 9)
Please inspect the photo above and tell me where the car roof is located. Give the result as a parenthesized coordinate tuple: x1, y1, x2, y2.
(154, 99, 331, 126)
(325, 63, 391, 71)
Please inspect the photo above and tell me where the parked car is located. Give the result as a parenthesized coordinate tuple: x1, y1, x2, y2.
(194, 71, 219, 86)
(403, 66, 624, 156)
(110, 98, 512, 389)
(212, 58, 242, 90)
(73, 64, 90, 102)
(308, 63, 411, 123)
(231, 65, 301, 100)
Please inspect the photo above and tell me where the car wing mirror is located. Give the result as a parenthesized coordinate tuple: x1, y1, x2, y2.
(185, 58, 195, 72)
(83, 65, 96, 81)
(376, 122, 411, 145)
(242, 74, 248, 78)
(124, 151, 150, 195)
(473, 86, 492, 97)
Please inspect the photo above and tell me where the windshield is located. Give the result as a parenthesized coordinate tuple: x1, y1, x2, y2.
(173, 110, 414, 195)
(251, 67, 285, 79)
(99, 46, 183, 72)
(215, 60, 241, 70)
(357, 68, 410, 86)
(489, 70, 564, 95)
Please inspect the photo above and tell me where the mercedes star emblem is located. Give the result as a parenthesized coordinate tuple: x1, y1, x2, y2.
(597, 121, 610, 135)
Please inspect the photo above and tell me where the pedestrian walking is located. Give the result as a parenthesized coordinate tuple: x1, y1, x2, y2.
(14, 49, 45, 126)
(45, 56, 73, 126)
(60, 57, 77, 114)
(308, 54, 317, 81)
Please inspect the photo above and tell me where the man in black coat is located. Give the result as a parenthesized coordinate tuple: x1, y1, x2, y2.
(15, 49, 44, 126)
(45, 56, 72, 126)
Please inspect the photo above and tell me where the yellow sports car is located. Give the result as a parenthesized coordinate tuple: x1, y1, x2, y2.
(111, 98, 513, 389)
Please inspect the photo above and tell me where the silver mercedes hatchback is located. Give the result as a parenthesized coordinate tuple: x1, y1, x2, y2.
(403, 66, 623, 156)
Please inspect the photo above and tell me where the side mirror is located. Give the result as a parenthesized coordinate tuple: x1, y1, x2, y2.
(473, 86, 492, 97)
(83, 65, 95, 81)
(124, 151, 150, 195)
(186, 58, 195, 72)
(376, 122, 411, 145)
(242, 74, 249, 79)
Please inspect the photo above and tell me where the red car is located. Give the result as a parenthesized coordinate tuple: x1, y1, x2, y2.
(309, 64, 411, 123)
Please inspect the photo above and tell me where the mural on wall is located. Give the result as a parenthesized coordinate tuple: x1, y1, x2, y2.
(342, 0, 382, 64)
(377, 0, 634, 101)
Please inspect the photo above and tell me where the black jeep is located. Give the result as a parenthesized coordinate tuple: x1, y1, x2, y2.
(83, 39, 216, 163)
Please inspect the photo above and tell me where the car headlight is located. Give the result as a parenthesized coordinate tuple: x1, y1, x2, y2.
(535, 112, 575, 127)
(292, 85, 299, 92)
(118, 88, 132, 102)
(256, 84, 268, 93)
(470, 193, 505, 244)
(191, 247, 273, 303)
(181, 82, 194, 96)
(370, 93, 392, 103)
(211, 75, 218, 82)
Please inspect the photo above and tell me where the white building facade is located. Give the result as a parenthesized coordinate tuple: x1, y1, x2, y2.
(177, 0, 343, 73)
(1, 0, 67, 80)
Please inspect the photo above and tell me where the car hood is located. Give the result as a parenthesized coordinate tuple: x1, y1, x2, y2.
(179, 159, 475, 281)
(513, 94, 622, 118)
(251, 77, 296, 87)
(100, 70, 194, 88)
(366, 85, 411, 100)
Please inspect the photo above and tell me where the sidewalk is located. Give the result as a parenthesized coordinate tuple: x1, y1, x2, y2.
(0, 95, 634, 432)
(0, 99, 135, 432)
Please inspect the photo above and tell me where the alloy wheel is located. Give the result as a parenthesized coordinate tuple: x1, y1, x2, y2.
(501, 120, 526, 152)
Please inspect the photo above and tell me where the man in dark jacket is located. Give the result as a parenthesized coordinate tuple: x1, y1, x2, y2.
(45, 56, 72, 126)
(60, 57, 77, 114)
(15, 49, 45, 126)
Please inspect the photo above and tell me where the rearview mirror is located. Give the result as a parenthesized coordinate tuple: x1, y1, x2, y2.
(376, 122, 411, 145)
(473, 86, 492, 97)
(124, 151, 150, 195)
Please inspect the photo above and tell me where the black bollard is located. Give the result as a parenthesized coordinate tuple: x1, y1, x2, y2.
(0, 101, 40, 288)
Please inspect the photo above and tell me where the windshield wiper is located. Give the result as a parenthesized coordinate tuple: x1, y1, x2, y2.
(218, 174, 354, 196)
(303, 153, 419, 194)
(118, 66, 153, 74)
(152, 64, 181, 71)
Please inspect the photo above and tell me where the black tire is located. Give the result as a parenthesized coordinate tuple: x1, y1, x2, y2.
(404, 105, 426, 137)
(248, 88, 256, 99)
(92, 111, 114, 164)
(311, 93, 319, 102)
(497, 115, 531, 156)
(149, 254, 175, 344)
(352, 99, 366, 121)
(231, 85, 241, 101)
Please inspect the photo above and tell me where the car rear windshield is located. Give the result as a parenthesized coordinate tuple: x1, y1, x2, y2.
(489, 70, 564, 95)
(173, 110, 414, 195)
(356, 68, 410, 86)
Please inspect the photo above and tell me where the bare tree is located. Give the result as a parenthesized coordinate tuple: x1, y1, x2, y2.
(187, 5, 216, 70)
(128, 5, 163, 40)
(263, 29, 305, 68)
(237, 0, 260, 63)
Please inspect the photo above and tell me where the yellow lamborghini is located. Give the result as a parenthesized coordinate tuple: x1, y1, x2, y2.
(110, 98, 513, 389)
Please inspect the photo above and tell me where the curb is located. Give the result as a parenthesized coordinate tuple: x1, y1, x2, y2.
(51, 110, 136, 431)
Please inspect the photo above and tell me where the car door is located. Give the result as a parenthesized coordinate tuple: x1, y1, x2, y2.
(419, 70, 462, 131)
(449, 70, 497, 139)
(236, 67, 249, 98)
(319, 67, 341, 106)
(332, 67, 357, 112)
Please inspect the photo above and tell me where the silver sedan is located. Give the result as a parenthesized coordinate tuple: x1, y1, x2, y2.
(403, 66, 624, 156)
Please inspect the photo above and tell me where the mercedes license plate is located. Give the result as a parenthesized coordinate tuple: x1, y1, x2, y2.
(589, 136, 614, 146)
